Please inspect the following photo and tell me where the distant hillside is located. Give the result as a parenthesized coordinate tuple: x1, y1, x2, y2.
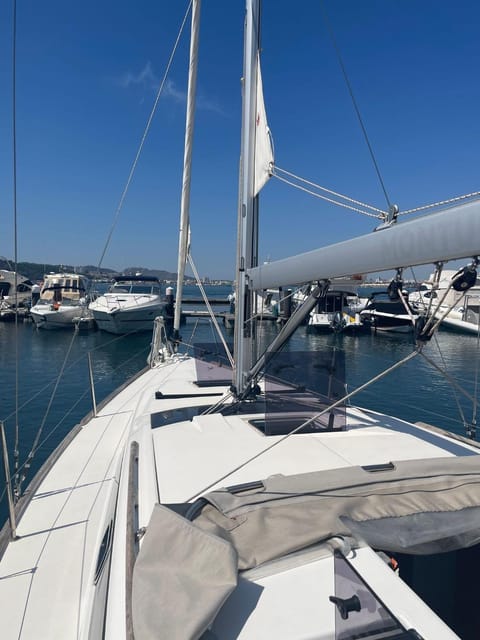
(0, 258, 177, 282)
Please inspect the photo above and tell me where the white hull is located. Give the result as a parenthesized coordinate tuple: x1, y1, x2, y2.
(30, 304, 90, 329)
(90, 297, 165, 334)
(440, 313, 480, 334)
(307, 311, 363, 332)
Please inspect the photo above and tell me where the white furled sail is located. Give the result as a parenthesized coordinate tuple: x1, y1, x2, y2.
(254, 55, 273, 196)
(247, 199, 480, 290)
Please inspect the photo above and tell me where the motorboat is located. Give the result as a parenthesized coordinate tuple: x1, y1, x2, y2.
(0, 269, 34, 310)
(305, 277, 366, 332)
(89, 275, 166, 334)
(410, 269, 480, 334)
(360, 290, 418, 332)
(29, 272, 91, 330)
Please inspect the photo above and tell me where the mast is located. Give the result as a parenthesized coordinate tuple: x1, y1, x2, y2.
(233, 0, 261, 396)
(173, 0, 201, 337)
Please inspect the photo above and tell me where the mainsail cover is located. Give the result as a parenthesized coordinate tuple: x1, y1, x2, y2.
(246, 199, 480, 290)
(254, 55, 274, 196)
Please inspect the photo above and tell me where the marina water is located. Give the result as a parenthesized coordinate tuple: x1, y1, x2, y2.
(0, 284, 478, 524)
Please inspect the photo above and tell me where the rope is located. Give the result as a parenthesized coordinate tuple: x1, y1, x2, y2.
(400, 191, 480, 216)
(274, 167, 385, 214)
(273, 166, 480, 223)
(272, 171, 382, 219)
(420, 351, 476, 405)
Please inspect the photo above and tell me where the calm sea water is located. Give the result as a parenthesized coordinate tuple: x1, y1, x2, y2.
(0, 284, 479, 522)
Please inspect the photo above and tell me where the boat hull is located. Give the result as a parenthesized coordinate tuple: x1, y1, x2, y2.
(30, 305, 90, 329)
(361, 311, 414, 332)
(91, 302, 166, 334)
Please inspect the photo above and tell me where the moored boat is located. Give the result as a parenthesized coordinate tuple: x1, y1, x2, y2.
(29, 272, 91, 330)
(89, 275, 166, 334)
(410, 269, 480, 334)
(360, 291, 418, 332)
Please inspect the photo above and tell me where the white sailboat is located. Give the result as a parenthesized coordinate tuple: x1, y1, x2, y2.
(2, 2, 480, 640)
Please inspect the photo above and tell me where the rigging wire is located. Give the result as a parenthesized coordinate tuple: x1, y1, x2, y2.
(408, 266, 469, 431)
(11, 0, 20, 482)
(5, 335, 154, 504)
(95, 1, 193, 271)
(272, 165, 480, 225)
(0, 329, 148, 424)
(272, 165, 480, 224)
(319, 1, 392, 210)
(8, 2, 194, 499)
(185, 349, 419, 502)
(187, 254, 234, 368)
(469, 304, 480, 438)
(15, 327, 81, 497)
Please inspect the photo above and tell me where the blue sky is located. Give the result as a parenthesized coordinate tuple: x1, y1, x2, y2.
(1, 1, 479, 280)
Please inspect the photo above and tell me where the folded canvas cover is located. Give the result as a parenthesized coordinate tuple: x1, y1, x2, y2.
(195, 455, 480, 565)
(132, 456, 480, 639)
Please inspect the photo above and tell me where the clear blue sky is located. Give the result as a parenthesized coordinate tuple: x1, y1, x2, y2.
(0, 1, 479, 280)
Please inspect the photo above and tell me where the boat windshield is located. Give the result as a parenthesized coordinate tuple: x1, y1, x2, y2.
(332, 552, 419, 639)
(315, 293, 349, 313)
(111, 281, 160, 295)
(0, 283, 11, 297)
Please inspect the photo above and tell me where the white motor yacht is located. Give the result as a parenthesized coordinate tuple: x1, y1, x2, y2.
(89, 275, 166, 334)
(30, 272, 91, 330)
(410, 269, 480, 334)
(302, 277, 366, 332)
(0, 269, 34, 310)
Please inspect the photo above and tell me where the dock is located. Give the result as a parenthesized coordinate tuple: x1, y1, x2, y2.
(180, 309, 285, 328)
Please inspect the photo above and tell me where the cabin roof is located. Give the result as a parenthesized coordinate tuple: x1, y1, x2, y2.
(114, 275, 160, 283)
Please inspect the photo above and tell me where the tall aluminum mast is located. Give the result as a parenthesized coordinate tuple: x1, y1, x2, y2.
(233, 0, 261, 396)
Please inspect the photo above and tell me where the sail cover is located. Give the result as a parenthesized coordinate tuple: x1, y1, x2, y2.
(246, 199, 480, 290)
(254, 55, 274, 195)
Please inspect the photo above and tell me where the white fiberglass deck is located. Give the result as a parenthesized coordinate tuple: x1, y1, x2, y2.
(0, 354, 477, 639)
